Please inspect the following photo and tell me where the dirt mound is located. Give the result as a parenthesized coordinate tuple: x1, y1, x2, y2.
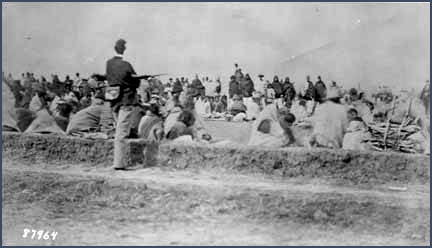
(3, 132, 429, 185)
(1, 132, 156, 166)
(160, 144, 430, 185)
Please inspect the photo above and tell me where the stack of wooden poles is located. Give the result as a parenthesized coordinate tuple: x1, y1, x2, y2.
(365, 118, 421, 153)
(364, 96, 422, 153)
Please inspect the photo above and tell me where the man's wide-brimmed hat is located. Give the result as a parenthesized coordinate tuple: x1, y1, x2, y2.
(258, 74, 264, 78)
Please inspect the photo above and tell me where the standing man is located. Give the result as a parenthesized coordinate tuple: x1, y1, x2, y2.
(420, 80, 430, 115)
(215, 77, 222, 96)
(282, 76, 296, 104)
(228, 75, 241, 108)
(314, 75, 327, 103)
(302, 75, 315, 101)
(166, 78, 173, 88)
(234, 63, 244, 82)
(191, 74, 205, 97)
(228, 75, 241, 99)
(106, 39, 142, 170)
(7, 73, 14, 82)
(73, 72, 82, 91)
(255, 74, 266, 96)
(271, 75, 283, 100)
(172, 78, 183, 96)
(180, 77, 186, 87)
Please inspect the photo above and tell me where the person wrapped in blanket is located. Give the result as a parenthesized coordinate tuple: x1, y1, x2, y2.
(248, 102, 296, 148)
(228, 94, 247, 122)
(245, 91, 262, 121)
(165, 109, 195, 140)
(164, 88, 212, 144)
(342, 108, 371, 150)
(137, 100, 164, 142)
(214, 95, 227, 114)
(66, 86, 115, 139)
(290, 98, 309, 124)
(308, 87, 349, 149)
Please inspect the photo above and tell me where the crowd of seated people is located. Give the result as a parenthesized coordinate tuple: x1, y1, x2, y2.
(2, 65, 429, 153)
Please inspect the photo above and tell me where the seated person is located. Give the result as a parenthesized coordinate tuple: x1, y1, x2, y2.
(228, 94, 247, 115)
(279, 112, 296, 146)
(194, 96, 206, 116)
(166, 110, 195, 140)
(138, 103, 164, 142)
(29, 91, 47, 112)
(346, 108, 365, 124)
(165, 91, 212, 141)
(290, 99, 308, 123)
(342, 108, 371, 150)
(66, 95, 107, 134)
(214, 95, 227, 113)
(308, 89, 348, 148)
(248, 103, 294, 148)
(209, 96, 216, 113)
(229, 94, 247, 121)
(78, 91, 93, 111)
(54, 100, 73, 131)
(373, 112, 387, 123)
(202, 96, 212, 117)
(245, 92, 262, 121)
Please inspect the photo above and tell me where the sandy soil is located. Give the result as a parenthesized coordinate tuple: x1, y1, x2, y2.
(204, 120, 253, 144)
(2, 158, 429, 246)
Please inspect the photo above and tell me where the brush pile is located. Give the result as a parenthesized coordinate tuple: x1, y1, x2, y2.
(364, 117, 422, 153)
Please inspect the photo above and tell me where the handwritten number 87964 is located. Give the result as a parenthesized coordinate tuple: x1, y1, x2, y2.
(22, 229, 57, 240)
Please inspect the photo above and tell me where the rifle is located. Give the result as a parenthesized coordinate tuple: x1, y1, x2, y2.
(132, 73, 168, 80)
(92, 73, 168, 82)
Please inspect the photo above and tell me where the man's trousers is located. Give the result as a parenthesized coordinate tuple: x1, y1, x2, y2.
(113, 105, 140, 169)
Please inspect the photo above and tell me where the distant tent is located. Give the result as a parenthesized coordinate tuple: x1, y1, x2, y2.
(2, 81, 20, 131)
(24, 109, 66, 135)
(8, 108, 37, 132)
(2, 110, 20, 132)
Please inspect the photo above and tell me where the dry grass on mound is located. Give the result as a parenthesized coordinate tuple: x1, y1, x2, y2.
(2, 132, 430, 186)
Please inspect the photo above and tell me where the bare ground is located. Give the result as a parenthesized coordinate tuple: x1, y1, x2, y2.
(2, 158, 429, 246)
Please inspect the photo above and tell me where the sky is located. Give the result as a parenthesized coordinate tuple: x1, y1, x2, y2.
(2, 2, 430, 92)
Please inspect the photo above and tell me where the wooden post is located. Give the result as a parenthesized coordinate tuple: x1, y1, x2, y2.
(383, 96, 397, 151)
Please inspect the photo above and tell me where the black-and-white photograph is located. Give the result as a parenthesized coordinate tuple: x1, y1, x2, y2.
(1, 2, 430, 245)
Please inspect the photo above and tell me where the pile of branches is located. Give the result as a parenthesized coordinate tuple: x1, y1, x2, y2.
(364, 117, 422, 153)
